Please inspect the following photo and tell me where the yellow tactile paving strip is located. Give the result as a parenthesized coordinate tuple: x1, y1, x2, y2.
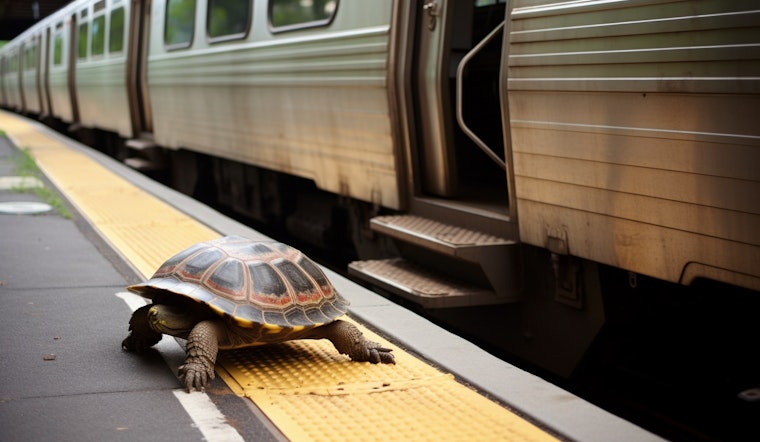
(1, 117, 217, 277)
(1, 111, 558, 442)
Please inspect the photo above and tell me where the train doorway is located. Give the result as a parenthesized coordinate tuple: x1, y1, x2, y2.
(410, 0, 509, 215)
(126, 0, 153, 138)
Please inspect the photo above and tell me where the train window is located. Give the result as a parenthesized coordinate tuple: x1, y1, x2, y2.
(109, 7, 125, 53)
(53, 34, 64, 66)
(78, 22, 89, 59)
(207, 0, 251, 42)
(24, 45, 36, 70)
(53, 22, 64, 66)
(269, 0, 337, 33)
(91, 15, 106, 56)
(165, 0, 196, 49)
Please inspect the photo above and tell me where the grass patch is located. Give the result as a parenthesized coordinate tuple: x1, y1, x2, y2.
(11, 147, 73, 219)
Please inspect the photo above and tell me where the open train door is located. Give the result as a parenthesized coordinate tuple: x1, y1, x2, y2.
(407, 0, 513, 224)
(127, 0, 153, 139)
(349, 1, 519, 309)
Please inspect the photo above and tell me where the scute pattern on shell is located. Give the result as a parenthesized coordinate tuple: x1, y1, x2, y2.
(127, 236, 349, 328)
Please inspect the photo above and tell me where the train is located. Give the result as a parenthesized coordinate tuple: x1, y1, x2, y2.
(2, 0, 759, 399)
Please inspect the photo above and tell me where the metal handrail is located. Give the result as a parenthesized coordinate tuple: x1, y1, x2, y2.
(455, 21, 506, 170)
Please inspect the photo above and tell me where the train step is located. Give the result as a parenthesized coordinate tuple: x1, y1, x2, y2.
(125, 137, 157, 151)
(370, 215, 515, 261)
(348, 258, 511, 308)
(349, 215, 522, 307)
(125, 136, 166, 171)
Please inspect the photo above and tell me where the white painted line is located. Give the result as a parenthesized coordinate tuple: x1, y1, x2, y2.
(0, 176, 44, 190)
(116, 292, 244, 442)
(116, 291, 149, 310)
(0, 201, 53, 214)
(173, 390, 245, 442)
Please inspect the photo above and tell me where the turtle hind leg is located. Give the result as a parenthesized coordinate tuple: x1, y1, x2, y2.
(307, 320, 395, 364)
(122, 304, 162, 352)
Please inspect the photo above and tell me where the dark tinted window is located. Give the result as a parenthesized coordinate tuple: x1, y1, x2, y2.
(165, 0, 196, 48)
(91, 15, 106, 56)
(208, 0, 251, 41)
(109, 7, 125, 53)
(78, 23, 88, 58)
(53, 34, 63, 65)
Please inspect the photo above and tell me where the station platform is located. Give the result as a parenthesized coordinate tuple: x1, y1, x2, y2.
(0, 110, 661, 441)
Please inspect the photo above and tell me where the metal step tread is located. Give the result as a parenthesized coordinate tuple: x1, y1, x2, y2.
(126, 137, 157, 150)
(371, 215, 513, 259)
(124, 157, 161, 171)
(349, 258, 512, 308)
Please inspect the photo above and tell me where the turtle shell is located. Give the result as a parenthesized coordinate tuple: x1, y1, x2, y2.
(127, 236, 349, 329)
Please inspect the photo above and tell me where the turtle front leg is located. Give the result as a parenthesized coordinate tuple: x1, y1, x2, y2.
(307, 320, 395, 364)
(178, 320, 220, 392)
(122, 304, 163, 352)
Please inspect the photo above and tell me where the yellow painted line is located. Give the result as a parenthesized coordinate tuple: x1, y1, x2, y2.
(1, 111, 558, 442)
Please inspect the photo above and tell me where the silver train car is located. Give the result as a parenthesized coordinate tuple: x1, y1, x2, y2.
(2, 0, 758, 379)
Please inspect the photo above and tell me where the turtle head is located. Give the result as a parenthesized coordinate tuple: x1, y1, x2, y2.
(148, 304, 197, 338)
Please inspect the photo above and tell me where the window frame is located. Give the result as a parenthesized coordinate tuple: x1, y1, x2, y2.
(77, 8, 89, 60)
(109, 6, 126, 54)
(267, 0, 338, 34)
(164, 0, 197, 50)
(9, 52, 19, 73)
(52, 22, 65, 66)
(90, 13, 107, 57)
(206, 0, 252, 44)
(23, 43, 37, 71)
(78, 23, 89, 59)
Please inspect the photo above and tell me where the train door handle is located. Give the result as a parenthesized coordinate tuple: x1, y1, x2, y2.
(423, 1, 439, 31)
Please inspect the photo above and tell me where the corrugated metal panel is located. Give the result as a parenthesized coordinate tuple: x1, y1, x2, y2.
(1, 44, 23, 109)
(45, 3, 77, 123)
(48, 67, 74, 122)
(76, 58, 132, 136)
(148, 2, 399, 209)
(508, 0, 760, 93)
(506, 0, 760, 289)
(73, 0, 133, 137)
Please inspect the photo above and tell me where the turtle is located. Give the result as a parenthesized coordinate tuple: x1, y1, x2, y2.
(122, 235, 394, 392)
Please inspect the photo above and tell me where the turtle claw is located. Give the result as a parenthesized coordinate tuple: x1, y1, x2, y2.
(121, 332, 161, 353)
(121, 335, 137, 352)
(178, 361, 216, 392)
(365, 344, 395, 365)
(369, 346, 396, 364)
(349, 337, 395, 364)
